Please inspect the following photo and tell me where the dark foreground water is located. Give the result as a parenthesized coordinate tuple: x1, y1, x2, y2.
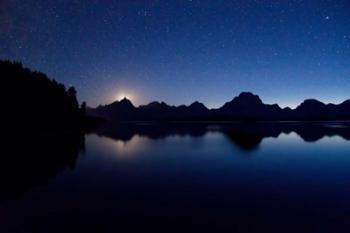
(2, 122, 350, 232)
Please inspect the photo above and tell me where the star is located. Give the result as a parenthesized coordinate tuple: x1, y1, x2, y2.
(2, 0, 349, 108)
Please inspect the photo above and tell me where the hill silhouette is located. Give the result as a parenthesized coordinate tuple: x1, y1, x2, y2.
(88, 92, 350, 122)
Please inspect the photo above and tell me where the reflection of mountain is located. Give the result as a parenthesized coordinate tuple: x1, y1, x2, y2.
(96, 122, 350, 151)
(223, 131, 263, 151)
(89, 92, 350, 121)
(0, 131, 85, 199)
(96, 122, 208, 142)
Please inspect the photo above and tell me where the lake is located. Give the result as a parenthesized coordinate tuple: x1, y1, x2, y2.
(1, 122, 350, 232)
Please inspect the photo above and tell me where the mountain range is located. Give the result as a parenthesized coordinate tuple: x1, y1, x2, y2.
(88, 92, 350, 121)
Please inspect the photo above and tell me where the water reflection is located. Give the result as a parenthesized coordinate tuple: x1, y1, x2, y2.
(97, 134, 147, 158)
(3, 122, 350, 199)
(96, 122, 350, 152)
(2, 122, 350, 232)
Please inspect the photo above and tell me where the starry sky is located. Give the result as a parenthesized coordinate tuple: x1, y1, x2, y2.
(1, 0, 349, 108)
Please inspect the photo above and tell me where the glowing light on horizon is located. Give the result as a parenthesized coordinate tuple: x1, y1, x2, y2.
(113, 91, 135, 103)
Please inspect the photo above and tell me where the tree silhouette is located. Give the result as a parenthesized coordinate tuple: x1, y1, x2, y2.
(0, 60, 85, 131)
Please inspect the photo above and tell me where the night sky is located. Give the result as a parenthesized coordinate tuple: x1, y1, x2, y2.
(1, 0, 349, 108)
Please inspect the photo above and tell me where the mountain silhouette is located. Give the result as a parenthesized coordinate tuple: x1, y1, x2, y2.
(294, 99, 328, 119)
(94, 97, 137, 121)
(138, 101, 174, 120)
(292, 99, 350, 120)
(215, 92, 285, 120)
(183, 101, 209, 114)
(91, 98, 211, 121)
(89, 92, 350, 122)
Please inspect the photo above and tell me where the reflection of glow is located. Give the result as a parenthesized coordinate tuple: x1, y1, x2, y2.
(100, 135, 146, 159)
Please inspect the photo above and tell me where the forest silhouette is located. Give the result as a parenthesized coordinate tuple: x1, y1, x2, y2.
(0, 60, 89, 199)
(1, 60, 86, 131)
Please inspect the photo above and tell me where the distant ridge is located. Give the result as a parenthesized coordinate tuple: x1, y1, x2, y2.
(88, 92, 350, 122)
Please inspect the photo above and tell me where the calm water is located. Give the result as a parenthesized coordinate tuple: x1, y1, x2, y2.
(2, 123, 350, 232)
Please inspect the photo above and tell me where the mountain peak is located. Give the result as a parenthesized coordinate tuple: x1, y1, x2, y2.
(110, 97, 135, 108)
(189, 101, 207, 109)
(141, 101, 172, 111)
(302, 99, 324, 104)
(340, 99, 350, 106)
(120, 97, 132, 104)
(119, 97, 134, 106)
(147, 101, 161, 106)
(297, 99, 325, 109)
(232, 92, 263, 105)
(238, 92, 258, 98)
